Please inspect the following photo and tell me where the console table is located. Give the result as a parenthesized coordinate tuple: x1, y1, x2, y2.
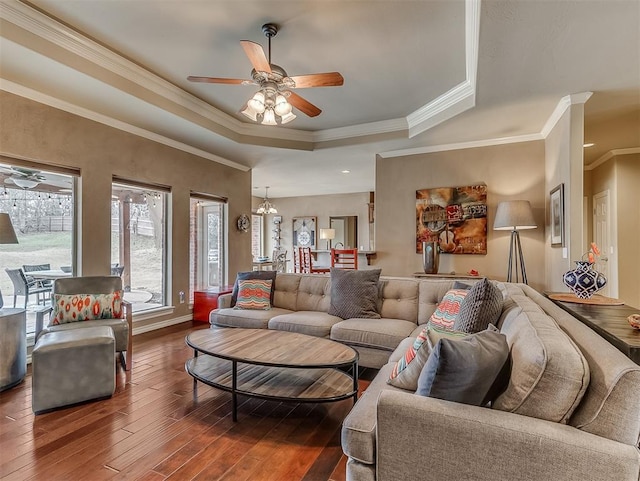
(193, 286, 234, 323)
(547, 293, 640, 364)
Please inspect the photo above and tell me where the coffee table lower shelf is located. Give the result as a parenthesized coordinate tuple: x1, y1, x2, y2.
(186, 355, 357, 421)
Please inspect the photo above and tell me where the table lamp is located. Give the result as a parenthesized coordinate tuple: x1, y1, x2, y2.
(493, 200, 536, 284)
(0, 213, 19, 309)
(319, 228, 336, 250)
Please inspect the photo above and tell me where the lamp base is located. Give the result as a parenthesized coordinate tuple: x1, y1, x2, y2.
(507, 230, 528, 284)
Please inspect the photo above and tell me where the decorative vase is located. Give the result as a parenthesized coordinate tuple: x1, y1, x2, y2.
(562, 261, 607, 299)
(422, 241, 439, 274)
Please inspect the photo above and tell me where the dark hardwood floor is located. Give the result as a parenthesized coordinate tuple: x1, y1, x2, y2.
(0, 322, 373, 481)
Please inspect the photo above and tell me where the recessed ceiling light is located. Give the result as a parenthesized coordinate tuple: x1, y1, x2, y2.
(583, 143, 595, 148)
(341, 170, 350, 174)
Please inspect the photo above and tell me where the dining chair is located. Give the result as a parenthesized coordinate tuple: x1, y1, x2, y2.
(331, 248, 358, 270)
(299, 247, 330, 274)
(4, 268, 52, 308)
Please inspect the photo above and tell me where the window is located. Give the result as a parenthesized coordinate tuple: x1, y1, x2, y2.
(112, 182, 167, 312)
(0, 162, 76, 334)
(251, 214, 263, 258)
(189, 197, 227, 301)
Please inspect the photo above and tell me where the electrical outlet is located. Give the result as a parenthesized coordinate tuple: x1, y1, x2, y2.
(179, 291, 185, 303)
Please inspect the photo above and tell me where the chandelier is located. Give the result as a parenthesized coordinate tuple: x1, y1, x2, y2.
(256, 186, 277, 214)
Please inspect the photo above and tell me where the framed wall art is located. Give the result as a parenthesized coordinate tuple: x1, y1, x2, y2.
(292, 216, 317, 249)
(550, 183, 564, 247)
(416, 184, 487, 255)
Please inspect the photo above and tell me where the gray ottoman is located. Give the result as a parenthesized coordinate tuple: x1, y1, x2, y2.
(32, 326, 116, 414)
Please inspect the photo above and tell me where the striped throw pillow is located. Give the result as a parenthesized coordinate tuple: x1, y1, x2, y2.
(234, 279, 272, 310)
(428, 288, 469, 331)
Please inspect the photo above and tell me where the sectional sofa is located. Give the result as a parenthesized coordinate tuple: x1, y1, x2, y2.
(209, 272, 640, 481)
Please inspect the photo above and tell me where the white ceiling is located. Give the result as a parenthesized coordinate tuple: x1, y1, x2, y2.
(1, 0, 638, 198)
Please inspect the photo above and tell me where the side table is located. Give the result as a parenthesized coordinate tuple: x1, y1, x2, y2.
(0, 308, 27, 391)
(193, 286, 234, 323)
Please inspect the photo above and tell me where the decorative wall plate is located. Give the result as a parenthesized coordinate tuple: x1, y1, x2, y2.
(237, 214, 250, 232)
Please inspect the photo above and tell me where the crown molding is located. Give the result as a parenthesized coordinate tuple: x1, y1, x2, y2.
(406, 0, 480, 138)
(584, 147, 640, 171)
(0, 78, 250, 171)
(540, 92, 593, 138)
(379, 132, 543, 159)
(1, 0, 480, 146)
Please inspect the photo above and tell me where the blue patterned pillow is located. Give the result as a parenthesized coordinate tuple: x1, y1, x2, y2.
(234, 279, 272, 310)
(428, 289, 469, 331)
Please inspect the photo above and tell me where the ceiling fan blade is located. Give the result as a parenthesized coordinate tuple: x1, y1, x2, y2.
(187, 76, 251, 85)
(288, 91, 322, 117)
(240, 40, 272, 73)
(289, 72, 344, 88)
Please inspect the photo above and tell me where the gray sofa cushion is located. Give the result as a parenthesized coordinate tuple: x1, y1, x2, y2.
(328, 268, 382, 319)
(416, 327, 509, 406)
(493, 295, 589, 424)
(331, 318, 417, 351)
(342, 363, 403, 465)
(295, 275, 331, 312)
(268, 311, 342, 337)
(211, 307, 292, 329)
(454, 278, 503, 333)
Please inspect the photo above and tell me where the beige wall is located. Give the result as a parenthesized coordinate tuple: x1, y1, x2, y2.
(253, 192, 371, 268)
(587, 153, 640, 307)
(0, 91, 252, 329)
(375, 141, 547, 290)
(616, 154, 640, 308)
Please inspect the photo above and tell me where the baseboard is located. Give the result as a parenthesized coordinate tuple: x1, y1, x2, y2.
(132, 315, 194, 335)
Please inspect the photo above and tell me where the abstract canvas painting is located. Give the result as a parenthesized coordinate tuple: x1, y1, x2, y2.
(416, 184, 487, 255)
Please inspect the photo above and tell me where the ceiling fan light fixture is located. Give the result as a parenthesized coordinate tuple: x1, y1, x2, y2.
(274, 94, 292, 116)
(280, 111, 297, 124)
(241, 103, 259, 121)
(248, 91, 266, 113)
(262, 108, 277, 126)
(11, 177, 39, 189)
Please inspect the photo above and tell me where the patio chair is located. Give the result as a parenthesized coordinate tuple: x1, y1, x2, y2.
(23, 263, 53, 289)
(35, 276, 133, 371)
(4, 268, 51, 308)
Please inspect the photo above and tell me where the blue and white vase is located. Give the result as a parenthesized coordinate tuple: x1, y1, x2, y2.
(562, 261, 607, 299)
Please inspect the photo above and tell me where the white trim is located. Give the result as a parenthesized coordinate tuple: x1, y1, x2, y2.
(132, 305, 176, 323)
(379, 132, 543, 159)
(313, 118, 408, 142)
(132, 314, 193, 335)
(0, 78, 251, 172)
(406, 0, 481, 138)
(540, 92, 593, 138)
(585, 147, 640, 171)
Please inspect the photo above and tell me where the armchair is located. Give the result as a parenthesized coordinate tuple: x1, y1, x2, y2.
(35, 276, 132, 370)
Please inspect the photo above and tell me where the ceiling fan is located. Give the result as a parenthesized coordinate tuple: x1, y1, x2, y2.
(1, 166, 46, 189)
(187, 23, 344, 125)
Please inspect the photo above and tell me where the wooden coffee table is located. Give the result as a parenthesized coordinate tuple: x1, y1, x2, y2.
(185, 328, 359, 421)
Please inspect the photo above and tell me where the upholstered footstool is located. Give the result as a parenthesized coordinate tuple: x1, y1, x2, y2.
(32, 326, 116, 414)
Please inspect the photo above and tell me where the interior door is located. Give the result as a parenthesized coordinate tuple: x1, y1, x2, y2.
(593, 190, 610, 296)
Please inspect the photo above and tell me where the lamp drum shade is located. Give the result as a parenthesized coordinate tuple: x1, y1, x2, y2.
(493, 201, 537, 231)
(320, 228, 336, 240)
(0, 213, 18, 244)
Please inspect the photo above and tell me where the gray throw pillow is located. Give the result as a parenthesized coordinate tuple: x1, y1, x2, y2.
(231, 271, 277, 307)
(415, 327, 509, 406)
(454, 278, 503, 333)
(328, 268, 382, 319)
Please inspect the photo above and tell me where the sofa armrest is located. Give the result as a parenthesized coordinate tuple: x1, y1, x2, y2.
(218, 293, 232, 309)
(376, 390, 640, 481)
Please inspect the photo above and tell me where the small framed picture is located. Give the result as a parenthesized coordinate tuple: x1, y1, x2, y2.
(292, 216, 317, 249)
(550, 184, 564, 247)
